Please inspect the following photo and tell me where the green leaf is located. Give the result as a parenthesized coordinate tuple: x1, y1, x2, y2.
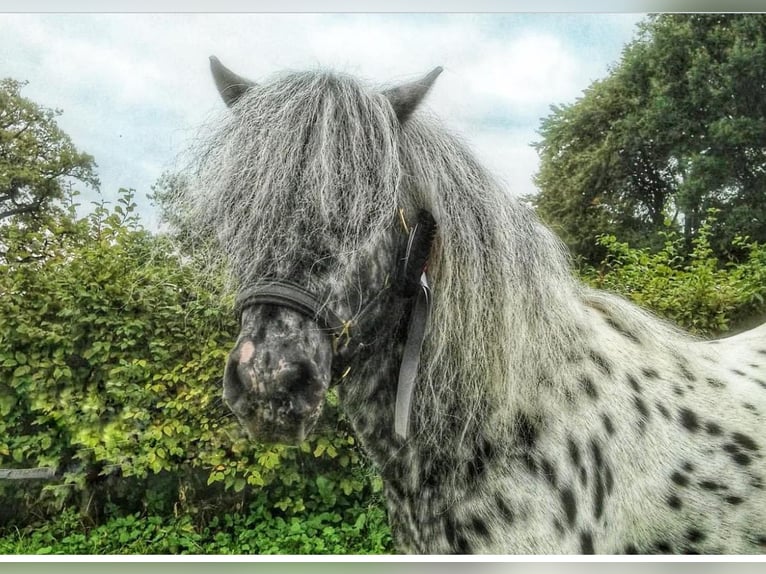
(12, 365, 30, 378)
(233, 478, 246, 493)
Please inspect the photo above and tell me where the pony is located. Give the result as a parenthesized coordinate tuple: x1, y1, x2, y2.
(174, 56, 766, 554)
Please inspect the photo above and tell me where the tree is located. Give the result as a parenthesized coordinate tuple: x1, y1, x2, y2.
(0, 78, 98, 224)
(532, 14, 766, 265)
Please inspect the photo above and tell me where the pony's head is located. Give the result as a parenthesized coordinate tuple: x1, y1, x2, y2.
(185, 57, 584, 451)
(205, 57, 442, 443)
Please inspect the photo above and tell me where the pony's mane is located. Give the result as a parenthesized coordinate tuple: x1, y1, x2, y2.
(397, 115, 589, 449)
(176, 68, 692, 457)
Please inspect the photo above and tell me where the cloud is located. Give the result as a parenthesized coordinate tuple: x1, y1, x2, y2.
(0, 13, 642, 227)
(460, 32, 585, 108)
(463, 128, 542, 198)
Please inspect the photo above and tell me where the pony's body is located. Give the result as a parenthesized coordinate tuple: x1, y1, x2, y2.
(180, 59, 766, 554)
(336, 253, 766, 554)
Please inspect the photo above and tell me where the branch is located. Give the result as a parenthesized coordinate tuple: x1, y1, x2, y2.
(0, 199, 43, 220)
(9, 122, 33, 141)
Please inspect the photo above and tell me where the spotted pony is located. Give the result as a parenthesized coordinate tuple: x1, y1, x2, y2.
(175, 57, 766, 554)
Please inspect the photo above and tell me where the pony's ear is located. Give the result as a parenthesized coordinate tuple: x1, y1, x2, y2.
(383, 67, 443, 123)
(209, 56, 256, 108)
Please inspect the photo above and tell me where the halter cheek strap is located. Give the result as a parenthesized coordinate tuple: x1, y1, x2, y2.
(394, 271, 431, 440)
(392, 210, 436, 440)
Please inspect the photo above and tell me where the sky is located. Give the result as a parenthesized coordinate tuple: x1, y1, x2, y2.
(0, 13, 644, 230)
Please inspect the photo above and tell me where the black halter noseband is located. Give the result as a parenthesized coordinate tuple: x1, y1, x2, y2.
(234, 280, 347, 336)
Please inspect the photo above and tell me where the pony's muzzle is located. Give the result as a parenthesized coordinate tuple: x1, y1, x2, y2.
(222, 337, 328, 443)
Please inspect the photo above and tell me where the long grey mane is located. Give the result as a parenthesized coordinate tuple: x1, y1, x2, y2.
(175, 68, 691, 457)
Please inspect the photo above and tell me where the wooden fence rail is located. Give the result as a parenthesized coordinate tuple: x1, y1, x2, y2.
(0, 468, 57, 480)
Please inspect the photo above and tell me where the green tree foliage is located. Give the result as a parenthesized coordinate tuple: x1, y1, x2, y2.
(0, 79, 98, 226)
(533, 14, 766, 265)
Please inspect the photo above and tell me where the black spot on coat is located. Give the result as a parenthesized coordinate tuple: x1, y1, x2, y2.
(678, 408, 700, 432)
(604, 317, 640, 344)
(522, 452, 538, 475)
(634, 396, 650, 431)
(679, 364, 696, 382)
(601, 413, 615, 436)
(731, 432, 759, 451)
(732, 452, 752, 466)
(590, 440, 603, 471)
(699, 480, 727, 492)
(468, 435, 496, 481)
(686, 529, 705, 543)
(594, 473, 605, 520)
(515, 412, 537, 450)
(707, 377, 725, 389)
(470, 516, 491, 539)
(589, 350, 613, 376)
(568, 438, 581, 467)
(560, 487, 577, 528)
(494, 494, 515, 525)
(705, 421, 723, 435)
(641, 367, 659, 379)
(580, 375, 599, 400)
(671, 472, 689, 487)
(580, 531, 595, 554)
(445, 516, 471, 554)
(540, 458, 558, 488)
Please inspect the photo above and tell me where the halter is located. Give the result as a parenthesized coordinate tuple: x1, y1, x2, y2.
(233, 210, 437, 441)
(233, 278, 380, 357)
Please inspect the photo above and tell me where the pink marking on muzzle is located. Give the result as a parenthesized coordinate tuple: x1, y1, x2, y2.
(239, 340, 256, 364)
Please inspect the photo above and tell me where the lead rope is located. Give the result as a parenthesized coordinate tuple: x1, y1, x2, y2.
(394, 270, 431, 440)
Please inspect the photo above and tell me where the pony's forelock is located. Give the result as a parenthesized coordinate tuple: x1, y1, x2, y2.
(177, 70, 402, 286)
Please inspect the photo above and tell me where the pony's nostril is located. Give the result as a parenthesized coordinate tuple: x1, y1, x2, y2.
(277, 360, 321, 394)
(223, 352, 250, 403)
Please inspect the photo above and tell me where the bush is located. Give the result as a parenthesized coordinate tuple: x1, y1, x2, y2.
(0, 189, 392, 553)
(0, 504, 392, 554)
(582, 211, 766, 336)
